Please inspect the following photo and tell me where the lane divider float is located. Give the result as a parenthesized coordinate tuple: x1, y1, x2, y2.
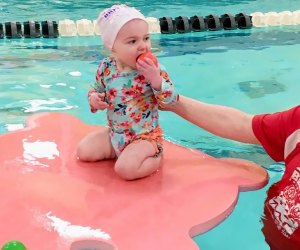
(0, 10, 300, 39)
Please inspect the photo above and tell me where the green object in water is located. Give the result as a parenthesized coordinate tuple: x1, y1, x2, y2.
(1, 241, 26, 250)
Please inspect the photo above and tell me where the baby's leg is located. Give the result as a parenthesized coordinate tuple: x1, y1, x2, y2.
(114, 140, 162, 180)
(77, 127, 116, 162)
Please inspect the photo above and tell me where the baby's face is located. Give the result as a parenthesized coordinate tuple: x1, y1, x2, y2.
(113, 19, 151, 69)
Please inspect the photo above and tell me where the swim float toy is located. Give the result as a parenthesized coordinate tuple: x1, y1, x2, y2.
(0, 112, 268, 250)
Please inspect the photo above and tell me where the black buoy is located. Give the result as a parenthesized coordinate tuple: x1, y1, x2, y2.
(221, 13, 237, 30)
(23, 21, 41, 38)
(41, 21, 58, 38)
(174, 16, 191, 33)
(189, 16, 206, 32)
(5, 22, 22, 39)
(205, 14, 222, 31)
(0, 23, 4, 39)
(235, 13, 252, 29)
(159, 17, 176, 34)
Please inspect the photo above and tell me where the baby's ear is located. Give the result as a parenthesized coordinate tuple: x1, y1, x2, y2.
(217, 157, 269, 191)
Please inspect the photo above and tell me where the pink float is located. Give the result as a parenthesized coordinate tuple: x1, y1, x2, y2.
(0, 112, 268, 250)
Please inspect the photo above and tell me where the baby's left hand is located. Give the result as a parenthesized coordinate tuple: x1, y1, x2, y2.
(136, 57, 162, 90)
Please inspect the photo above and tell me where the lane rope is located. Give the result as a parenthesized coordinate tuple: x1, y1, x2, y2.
(0, 10, 300, 39)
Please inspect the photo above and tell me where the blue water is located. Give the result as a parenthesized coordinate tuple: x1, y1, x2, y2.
(1, 0, 300, 249)
(1, 0, 300, 21)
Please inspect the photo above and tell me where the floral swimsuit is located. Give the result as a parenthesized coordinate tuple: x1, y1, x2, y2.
(89, 57, 178, 157)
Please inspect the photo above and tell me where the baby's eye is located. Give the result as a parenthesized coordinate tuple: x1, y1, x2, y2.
(144, 36, 150, 41)
(128, 39, 136, 44)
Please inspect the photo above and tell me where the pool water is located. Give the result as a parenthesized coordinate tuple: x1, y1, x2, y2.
(1, 0, 300, 249)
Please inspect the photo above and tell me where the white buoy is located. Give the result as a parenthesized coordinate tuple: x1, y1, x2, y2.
(146, 17, 161, 33)
(59, 19, 77, 36)
(264, 12, 280, 26)
(76, 19, 94, 36)
(93, 19, 101, 36)
(278, 11, 293, 25)
(251, 12, 266, 27)
(292, 10, 300, 25)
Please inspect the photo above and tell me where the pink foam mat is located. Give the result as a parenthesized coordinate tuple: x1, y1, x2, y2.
(0, 112, 268, 250)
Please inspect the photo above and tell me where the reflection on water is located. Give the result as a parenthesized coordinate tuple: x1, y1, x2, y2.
(179, 135, 277, 168)
(0, 98, 75, 114)
(2, 27, 300, 68)
(238, 79, 286, 98)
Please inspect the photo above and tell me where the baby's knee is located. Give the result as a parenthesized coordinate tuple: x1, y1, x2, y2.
(76, 144, 95, 162)
(114, 160, 139, 180)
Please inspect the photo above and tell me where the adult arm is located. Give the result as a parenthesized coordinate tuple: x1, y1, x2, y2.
(171, 95, 260, 145)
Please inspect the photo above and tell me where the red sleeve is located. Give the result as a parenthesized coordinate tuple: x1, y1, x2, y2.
(252, 105, 300, 162)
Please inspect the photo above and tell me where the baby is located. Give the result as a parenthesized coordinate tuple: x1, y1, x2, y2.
(77, 4, 178, 180)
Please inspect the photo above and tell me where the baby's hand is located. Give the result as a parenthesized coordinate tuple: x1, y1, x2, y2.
(89, 92, 108, 111)
(136, 55, 162, 91)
